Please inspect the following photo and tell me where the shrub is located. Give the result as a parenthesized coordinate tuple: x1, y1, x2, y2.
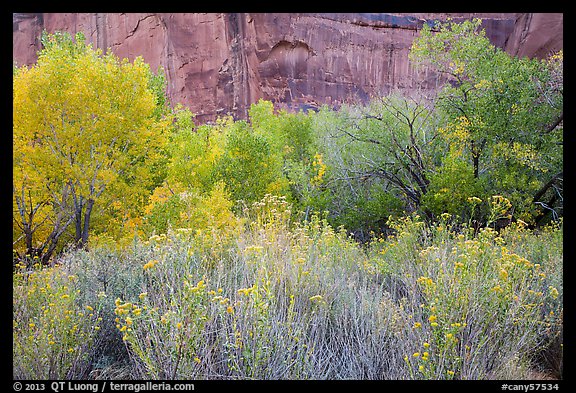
(13, 262, 103, 379)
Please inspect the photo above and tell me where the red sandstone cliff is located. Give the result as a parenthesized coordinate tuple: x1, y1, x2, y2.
(13, 13, 563, 122)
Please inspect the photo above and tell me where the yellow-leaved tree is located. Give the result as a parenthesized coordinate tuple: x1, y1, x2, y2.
(13, 31, 169, 265)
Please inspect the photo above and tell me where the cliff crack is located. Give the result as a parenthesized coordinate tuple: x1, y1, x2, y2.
(126, 14, 156, 40)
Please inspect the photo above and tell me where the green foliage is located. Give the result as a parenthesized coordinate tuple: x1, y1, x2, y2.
(310, 95, 440, 239)
(164, 105, 226, 193)
(217, 119, 286, 203)
(410, 18, 563, 225)
(13, 262, 103, 379)
(141, 100, 319, 239)
(421, 154, 486, 219)
(376, 215, 563, 379)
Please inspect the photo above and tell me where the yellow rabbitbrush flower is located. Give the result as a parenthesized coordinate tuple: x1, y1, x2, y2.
(238, 284, 257, 296)
(549, 286, 559, 300)
(311, 153, 327, 186)
(467, 196, 482, 204)
(143, 259, 159, 270)
(309, 295, 324, 303)
(417, 276, 435, 287)
(244, 245, 264, 255)
(189, 279, 206, 293)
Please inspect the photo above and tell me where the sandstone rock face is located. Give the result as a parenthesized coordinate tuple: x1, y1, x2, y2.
(13, 13, 563, 122)
(505, 13, 564, 59)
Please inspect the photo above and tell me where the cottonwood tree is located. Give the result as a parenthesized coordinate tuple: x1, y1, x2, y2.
(13, 31, 169, 265)
(410, 19, 563, 224)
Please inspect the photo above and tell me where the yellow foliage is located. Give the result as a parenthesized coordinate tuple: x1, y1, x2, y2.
(13, 32, 169, 258)
(311, 153, 327, 186)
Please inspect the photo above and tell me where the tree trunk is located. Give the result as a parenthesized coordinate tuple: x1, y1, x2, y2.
(74, 197, 83, 247)
(473, 153, 479, 179)
(78, 198, 95, 249)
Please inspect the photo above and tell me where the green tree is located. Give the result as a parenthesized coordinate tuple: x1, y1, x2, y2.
(217, 119, 285, 203)
(410, 18, 563, 224)
(248, 99, 319, 211)
(312, 94, 440, 238)
(13, 31, 169, 264)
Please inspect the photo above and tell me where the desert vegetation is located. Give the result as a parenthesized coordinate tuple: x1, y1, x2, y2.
(13, 19, 562, 380)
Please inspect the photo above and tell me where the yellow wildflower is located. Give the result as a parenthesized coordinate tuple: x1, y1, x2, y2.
(467, 196, 482, 204)
(143, 259, 159, 270)
(309, 295, 324, 303)
(549, 286, 559, 300)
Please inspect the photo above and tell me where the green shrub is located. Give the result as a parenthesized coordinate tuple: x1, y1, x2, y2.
(13, 262, 103, 379)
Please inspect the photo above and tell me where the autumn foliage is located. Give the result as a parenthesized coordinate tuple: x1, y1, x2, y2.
(13, 21, 563, 380)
